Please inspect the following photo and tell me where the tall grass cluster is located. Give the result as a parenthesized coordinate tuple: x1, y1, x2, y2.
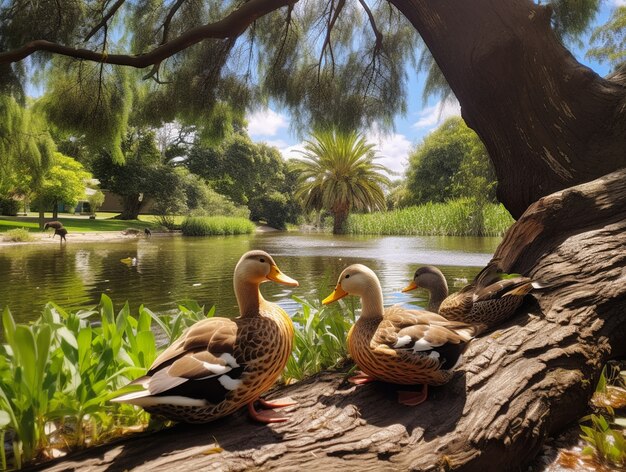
(0, 296, 208, 469)
(345, 199, 514, 237)
(2, 228, 34, 242)
(181, 216, 256, 236)
(0, 295, 353, 469)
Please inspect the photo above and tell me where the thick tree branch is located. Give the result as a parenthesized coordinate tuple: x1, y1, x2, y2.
(0, 0, 296, 68)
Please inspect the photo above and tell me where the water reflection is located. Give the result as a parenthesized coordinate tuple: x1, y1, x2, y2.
(0, 232, 501, 323)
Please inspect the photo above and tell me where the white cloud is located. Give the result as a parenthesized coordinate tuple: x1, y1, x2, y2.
(278, 142, 306, 161)
(613, 0, 626, 6)
(246, 108, 288, 137)
(412, 99, 461, 129)
(367, 125, 413, 177)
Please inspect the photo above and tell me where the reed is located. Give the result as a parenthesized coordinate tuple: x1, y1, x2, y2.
(2, 228, 34, 242)
(180, 216, 256, 236)
(345, 199, 514, 236)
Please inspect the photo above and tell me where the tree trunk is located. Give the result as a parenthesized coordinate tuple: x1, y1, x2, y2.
(37, 209, 44, 230)
(117, 194, 144, 220)
(332, 209, 348, 234)
(52, 199, 58, 219)
(389, 0, 626, 218)
(34, 169, 626, 471)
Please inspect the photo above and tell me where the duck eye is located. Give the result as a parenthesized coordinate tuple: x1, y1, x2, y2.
(260, 258, 266, 263)
(345, 274, 350, 279)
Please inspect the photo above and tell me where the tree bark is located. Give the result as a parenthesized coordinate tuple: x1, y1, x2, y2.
(33, 169, 626, 471)
(117, 194, 144, 220)
(389, 0, 626, 218)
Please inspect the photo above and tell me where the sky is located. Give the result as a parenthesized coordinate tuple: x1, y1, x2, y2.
(246, 2, 619, 178)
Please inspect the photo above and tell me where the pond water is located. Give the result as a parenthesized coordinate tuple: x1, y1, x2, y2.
(0, 232, 501, 323)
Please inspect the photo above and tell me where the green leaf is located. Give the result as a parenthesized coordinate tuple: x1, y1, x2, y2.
(57, 326, 78, 350)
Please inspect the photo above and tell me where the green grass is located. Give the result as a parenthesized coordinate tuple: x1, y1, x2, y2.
(345, 199, 514, 236)
(181, 216, 256, 236)
(0, 296, 209, 469)
(2, 228, 34, 242)
(0, 214, 154, 233)
(0, 295, 353, 469)
(283, 296, 355, 383)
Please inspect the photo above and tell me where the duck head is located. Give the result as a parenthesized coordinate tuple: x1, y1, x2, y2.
(234, 250, 299, 287)
(322, 264, 380, 304)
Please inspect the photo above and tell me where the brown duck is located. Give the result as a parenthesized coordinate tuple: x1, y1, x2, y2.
(323, 264, 474, 406)
(112, 250, 299, 423)
(403, 262, 539, 333)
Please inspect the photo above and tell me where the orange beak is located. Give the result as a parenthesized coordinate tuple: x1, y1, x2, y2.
(267, 264, 299, 287)
(402, 280, 418, 293)
(322, 284, 349, 305)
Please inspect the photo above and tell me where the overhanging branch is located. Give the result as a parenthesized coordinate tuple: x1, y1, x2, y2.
(0, 0, 296, 68)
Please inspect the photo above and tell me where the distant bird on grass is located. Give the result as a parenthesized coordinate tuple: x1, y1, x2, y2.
(144, 227, 152, 237)
(43, 221, 64, 238)
(53, 227, 67, 244)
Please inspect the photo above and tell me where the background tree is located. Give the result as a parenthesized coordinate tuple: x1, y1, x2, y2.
(30, 152, 92, 219)
(292, 130, 390, 234)
(91, 128, 162, 219)
(186, 132, 298, 227)
(401, 117, 495, 207)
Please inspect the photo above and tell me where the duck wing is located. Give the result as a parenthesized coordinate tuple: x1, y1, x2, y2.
(374, 307, 474, 369)
(114, 317, 243, 405)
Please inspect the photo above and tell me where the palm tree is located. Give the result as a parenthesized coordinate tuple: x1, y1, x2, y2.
(293, 130, 390, 234)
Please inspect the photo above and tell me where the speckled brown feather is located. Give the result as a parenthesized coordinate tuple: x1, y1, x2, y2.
(412, 262, 535, 332)
(348, 306, 473, 386)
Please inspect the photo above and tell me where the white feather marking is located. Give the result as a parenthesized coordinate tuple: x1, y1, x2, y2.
(218, 375, 242, 391)
(394, 335, 412, 348)
(201, 362, 231, 375)
(427, 351, 440, 361)
(120, 395, 208, 407)
(110, 389, 152, 403)
(219, 353, 240, 368)
(531, 281, 544, 289)
(472, 293, 479, 302)
(411, 338, 435, 352)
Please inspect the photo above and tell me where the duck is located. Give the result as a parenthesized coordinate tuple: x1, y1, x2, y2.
(323, 264, 474, 406)
(402, 262, 538, 333)
(112, 250, 299, 423)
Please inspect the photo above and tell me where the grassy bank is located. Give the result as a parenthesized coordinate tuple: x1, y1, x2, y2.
(345, 200, 514, 237)
(0, 295, 351, 469)
(181, 216, 256, 236)
(0, 214, 154, 233)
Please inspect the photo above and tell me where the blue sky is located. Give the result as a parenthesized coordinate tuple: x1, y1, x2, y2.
(246, 1, 619, 177)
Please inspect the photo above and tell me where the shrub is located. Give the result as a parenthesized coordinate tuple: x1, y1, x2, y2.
(0, 197, 20, 216)
(2, 228, 34, 242)
(180, 216, 256, 236)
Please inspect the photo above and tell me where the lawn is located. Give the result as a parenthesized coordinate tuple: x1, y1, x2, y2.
(0, 213, 160, 232)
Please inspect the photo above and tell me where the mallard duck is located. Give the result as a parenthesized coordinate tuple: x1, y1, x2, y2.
(402, 262, 538, 332)
(112, 250, 299, 423)
(323, 264, 474, 405)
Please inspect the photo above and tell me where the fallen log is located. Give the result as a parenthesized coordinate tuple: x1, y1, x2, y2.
(35, 169, 626, 471)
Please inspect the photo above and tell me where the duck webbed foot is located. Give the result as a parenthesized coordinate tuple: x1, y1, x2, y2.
(397, 385, 428, 406)
(348, 371, 377, 385)
(247, 397, 297, 423)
